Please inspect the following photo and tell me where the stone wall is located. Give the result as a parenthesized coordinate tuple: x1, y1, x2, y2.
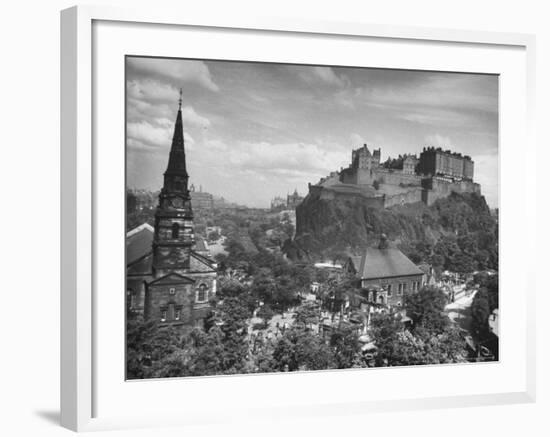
(145, 282, 196, 324)
(145, 275, 216, 327)
(422, 177, 481, 206)
(309, 169, 480, 210)
(374, 168, 422, 186)
(318, 186, 385, 208)
(340, 167, 376, 185)
(383, 187, 424, 208)
(361, 274, 424, 307)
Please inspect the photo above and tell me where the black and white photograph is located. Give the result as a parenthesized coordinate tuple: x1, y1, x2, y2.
(125, 56, 499, 379)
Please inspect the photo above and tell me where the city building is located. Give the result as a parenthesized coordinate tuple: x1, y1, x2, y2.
(189, 183, 214, 211)
(125, 92, 217, 328)
(270, 196, 286, 211)
(346, 235, 424, 308)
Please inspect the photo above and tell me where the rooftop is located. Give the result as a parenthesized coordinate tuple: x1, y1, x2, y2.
(126, 223, 154, 265)
(352, 246, 423, 280)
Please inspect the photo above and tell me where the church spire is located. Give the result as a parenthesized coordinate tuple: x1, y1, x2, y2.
(163, 89, 188, 188)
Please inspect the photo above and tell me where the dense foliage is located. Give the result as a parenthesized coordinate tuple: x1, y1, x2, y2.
(469, 273, 499, 358)
(370, 287, 467, 366)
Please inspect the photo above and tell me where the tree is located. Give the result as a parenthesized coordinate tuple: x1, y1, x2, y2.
(186, 327, 225, 376)
(295, 331, 334, 370)
(217, 297, 250, 373)
(272, 327, 334, 371)
(330, 325, 361, 368)
(404, 286, 449, 334)
(322, 277, 357, 314)
(218, 278, 247, 298)
(369, 312, 467, 366)
(471, 289, 491, 340)
(126, 314, 183, 379)
(257, 304, 275, 324)
(294, 301, 320, 329)
(369, 312, 405, 366)
(126, 314, 158, 379)
(207, 230, 220, 242)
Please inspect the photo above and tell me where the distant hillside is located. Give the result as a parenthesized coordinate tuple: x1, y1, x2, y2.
(286, 191, 498, 273)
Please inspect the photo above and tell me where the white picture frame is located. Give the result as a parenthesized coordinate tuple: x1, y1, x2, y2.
(60, 5, 536, 432)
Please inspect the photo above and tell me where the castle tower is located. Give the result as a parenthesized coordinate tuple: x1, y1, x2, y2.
(152, 90, 195, 277)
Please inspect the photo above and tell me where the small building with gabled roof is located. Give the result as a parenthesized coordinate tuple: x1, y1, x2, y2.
(346, 235, 424, 308)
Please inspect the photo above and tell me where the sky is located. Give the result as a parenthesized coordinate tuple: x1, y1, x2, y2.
(126, 57, 499, 208)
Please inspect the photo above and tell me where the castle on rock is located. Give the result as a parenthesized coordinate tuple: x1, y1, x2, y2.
(309, 143, 480, 209)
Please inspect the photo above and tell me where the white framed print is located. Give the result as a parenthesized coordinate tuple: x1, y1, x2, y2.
(60, 5, 536, 432)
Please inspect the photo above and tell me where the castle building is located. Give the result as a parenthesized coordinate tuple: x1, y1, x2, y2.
(126, 92, 217, 328)
(345, 235, 425, 308)
(340, 144, 384, 185)
(402, 155, 418, 175)
(287, 189, 304, 209)
(417, 147, 474, 180)
(352, 143, 381, 170)
(308, 142, 480, 209)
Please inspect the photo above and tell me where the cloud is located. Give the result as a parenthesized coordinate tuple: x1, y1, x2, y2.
(472, 152, 499, 208)
(127, 79, 179, 102)
(181, 106, 211, 128)
(298, 66, 349, 88)
(127, 58, 219, 92)
(125, 59, 499, 207)
(424, 134, 453, 148)
(349, 133, 365, 147)
(311, 67, 348, 87)
(366, 74, 497, 114)
(127, 120, 171, 149)
(154, 106, 211, 129)
(127, 119, 194, 152)
(225, 140, 348, 177)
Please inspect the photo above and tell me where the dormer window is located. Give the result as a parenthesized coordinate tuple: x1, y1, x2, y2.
(172, 223, 179, 239)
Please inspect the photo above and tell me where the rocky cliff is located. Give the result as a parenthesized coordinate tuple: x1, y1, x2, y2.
(286, 190, 498, 272)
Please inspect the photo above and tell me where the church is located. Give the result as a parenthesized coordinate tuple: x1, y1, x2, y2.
(126, 91, 217, 328)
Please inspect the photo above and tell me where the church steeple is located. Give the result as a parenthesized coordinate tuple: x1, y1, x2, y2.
(152, 90, 195, 277)
(163, 88, 188, 192)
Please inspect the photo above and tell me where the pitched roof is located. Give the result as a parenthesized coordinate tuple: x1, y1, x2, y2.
(357, 247, 423, 280)
(148, 272, 196, 286)
(190, 250, 217, 271)
(164, 105, 188, 177)
(127, 253, 153, 275)
(348, 256, 362, 273)
(126, 223, 154, 265)
(194, 237, 208, 253)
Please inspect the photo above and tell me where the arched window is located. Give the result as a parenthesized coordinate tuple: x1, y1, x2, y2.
(171, 223, 179, 239)
(197, 284, 208, 303)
